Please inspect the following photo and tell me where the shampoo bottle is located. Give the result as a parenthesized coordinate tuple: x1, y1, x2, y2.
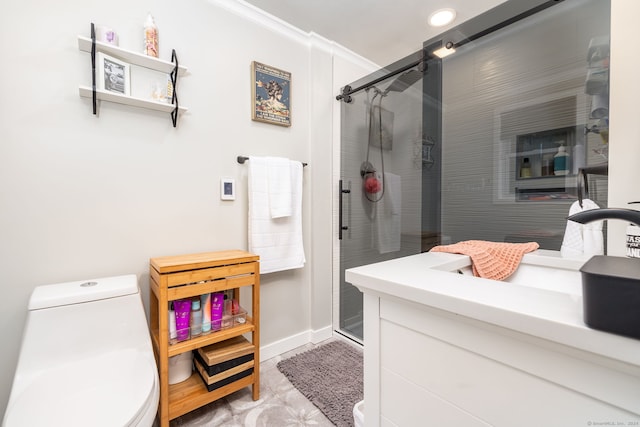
(173, 299, 191, 341)
(144, 13, 159, 58)
(211, 292, 224, 331)
(190, 299, 202, 338)
(553, 144, 570, 176)
(169, 302, 177, 343)
(520, 157, 532, 178)
(201, 293, 211, 334)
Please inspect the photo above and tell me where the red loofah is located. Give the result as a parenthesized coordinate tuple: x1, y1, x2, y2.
(365, 176, 381, 194)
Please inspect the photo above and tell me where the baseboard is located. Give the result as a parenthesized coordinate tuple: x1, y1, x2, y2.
(260, 325, 334, 361)
(310, 324, 333, 344)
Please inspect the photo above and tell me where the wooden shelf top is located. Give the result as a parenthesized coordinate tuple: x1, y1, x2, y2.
(151, 249, 259, 274)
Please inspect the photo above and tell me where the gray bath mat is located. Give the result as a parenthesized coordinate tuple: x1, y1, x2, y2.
(277, 340, 363, 427)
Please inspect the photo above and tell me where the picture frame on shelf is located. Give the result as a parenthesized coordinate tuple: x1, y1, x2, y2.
(251, 61, 291, 127)
(96, 52, 130, 96)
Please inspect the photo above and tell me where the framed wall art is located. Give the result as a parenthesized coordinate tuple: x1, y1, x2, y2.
(96, 52, 130, 96)
(251, 61, 291, 127)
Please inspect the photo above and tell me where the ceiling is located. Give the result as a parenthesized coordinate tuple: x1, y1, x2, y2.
(243, 0, 508, 66)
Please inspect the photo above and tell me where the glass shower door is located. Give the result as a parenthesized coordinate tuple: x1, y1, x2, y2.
(338, 69, 424, 342)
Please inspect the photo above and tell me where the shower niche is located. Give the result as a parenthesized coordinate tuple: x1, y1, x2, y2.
(494, 94, 588, 203)
(515, 126, 576, 179)
(513, 125, 582, 201)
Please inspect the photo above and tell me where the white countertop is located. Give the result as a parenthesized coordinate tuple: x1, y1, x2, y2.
(346, 250, 640, 367)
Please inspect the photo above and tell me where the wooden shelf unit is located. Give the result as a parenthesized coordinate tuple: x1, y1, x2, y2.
(149, 250, 260, 426)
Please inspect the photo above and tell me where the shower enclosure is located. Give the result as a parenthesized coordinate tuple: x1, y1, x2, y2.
(336, 0, 610, 344)
(337, 59, 426, 342)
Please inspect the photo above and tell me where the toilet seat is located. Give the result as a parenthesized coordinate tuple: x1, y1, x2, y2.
(4, 349, 157, 426)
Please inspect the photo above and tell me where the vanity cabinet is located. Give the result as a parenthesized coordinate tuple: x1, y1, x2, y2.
(149, 250, 260, 427)
(347, 253, 640, 427)
(77, 23, 188, 127)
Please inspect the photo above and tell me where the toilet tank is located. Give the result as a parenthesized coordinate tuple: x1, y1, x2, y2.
(15, 274, 152, 375)
(28, 274, 139, 310)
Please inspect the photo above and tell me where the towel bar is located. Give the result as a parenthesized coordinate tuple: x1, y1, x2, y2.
(237, 156, 307, 167)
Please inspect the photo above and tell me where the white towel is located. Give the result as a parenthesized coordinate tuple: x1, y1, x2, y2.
(374, 172, 401, 254)
(248, 157, 305, 274)
(561, 199, 604, 258)
(266, 157, 292, 218)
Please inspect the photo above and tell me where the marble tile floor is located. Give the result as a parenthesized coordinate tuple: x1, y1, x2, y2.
(169, 339, 344, 427)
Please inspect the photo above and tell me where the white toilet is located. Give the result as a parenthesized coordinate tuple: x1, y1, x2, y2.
(3, 275, 159, 426)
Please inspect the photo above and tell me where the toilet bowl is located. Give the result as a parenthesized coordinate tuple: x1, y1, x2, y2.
(3, 275, 159, 427)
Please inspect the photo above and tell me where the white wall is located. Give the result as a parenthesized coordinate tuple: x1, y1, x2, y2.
(0, 0, 377, 417)
(608, 0, 640, 255)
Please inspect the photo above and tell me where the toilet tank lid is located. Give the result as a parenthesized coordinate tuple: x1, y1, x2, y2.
(28, 274, 139, 310)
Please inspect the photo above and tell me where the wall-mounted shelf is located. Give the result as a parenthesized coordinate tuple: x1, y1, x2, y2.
(78, 86, 187, 113)
(77, 23, 188, 127)
(77, 36, 188, 76)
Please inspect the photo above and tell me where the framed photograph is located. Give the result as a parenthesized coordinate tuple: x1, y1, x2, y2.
(220, 178, 235, 201)
(251, 61, 291, 127)
(96, 52, 130, 96)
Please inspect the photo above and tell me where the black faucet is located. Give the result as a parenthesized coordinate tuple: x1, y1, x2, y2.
(567, 208, 640, 227)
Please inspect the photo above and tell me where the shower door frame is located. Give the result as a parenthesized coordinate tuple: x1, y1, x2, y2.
(333, 51, 429, 344)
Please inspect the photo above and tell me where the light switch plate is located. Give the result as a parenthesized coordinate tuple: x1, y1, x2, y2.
(221, 178, 235, 200)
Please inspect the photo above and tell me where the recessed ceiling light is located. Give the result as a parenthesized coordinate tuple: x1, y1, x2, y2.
(428, 8, 457, 27)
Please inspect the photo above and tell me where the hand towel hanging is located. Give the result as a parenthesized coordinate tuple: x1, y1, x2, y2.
(561, 199, 604, 258)
(248, 157, 305, 274)
(266, 157, 293, 218)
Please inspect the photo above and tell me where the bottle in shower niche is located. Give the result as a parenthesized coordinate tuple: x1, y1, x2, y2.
(190, 298, 202, 338)
(553, 144, 570, 176)
(520, 157, 532, 178)
(143, 13, 158, 58)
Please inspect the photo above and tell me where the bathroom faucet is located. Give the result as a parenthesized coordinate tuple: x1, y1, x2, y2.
(567, 208, 640, 227)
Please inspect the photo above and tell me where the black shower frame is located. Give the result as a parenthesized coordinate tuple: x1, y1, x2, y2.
(336, 0, 567, 246)
(335, 0, 565, 103)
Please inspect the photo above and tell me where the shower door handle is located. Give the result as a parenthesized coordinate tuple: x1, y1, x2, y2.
(339, 180, 350, 240)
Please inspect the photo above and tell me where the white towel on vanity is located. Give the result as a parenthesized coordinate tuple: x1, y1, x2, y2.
(374, 172, 401, 254)
(248, 157, 305, 274)
(561, 199, 604, 258)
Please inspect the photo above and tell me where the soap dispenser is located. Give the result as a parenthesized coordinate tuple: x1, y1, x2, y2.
(553, 143, 570, 176)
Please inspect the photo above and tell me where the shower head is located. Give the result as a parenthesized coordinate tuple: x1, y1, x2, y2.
(383, 69, 422, 95)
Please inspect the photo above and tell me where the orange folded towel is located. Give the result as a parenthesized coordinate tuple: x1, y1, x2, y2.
(430, 240, 539, 281)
